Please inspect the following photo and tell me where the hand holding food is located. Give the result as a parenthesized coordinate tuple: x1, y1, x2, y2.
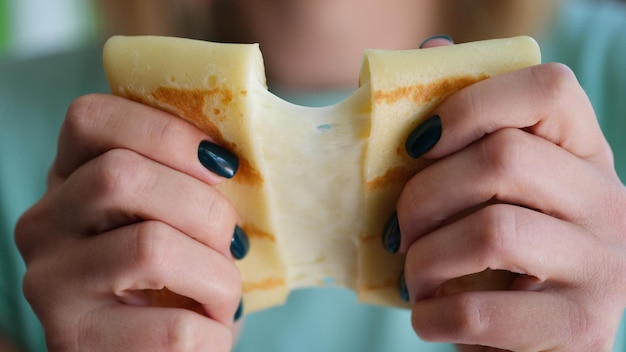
(15, 93, 246, 351)
(395, 57, 626, 351)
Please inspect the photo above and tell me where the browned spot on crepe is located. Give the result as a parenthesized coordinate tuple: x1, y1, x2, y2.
(241, 223, 277, 242)
(231, 157, 264, 185)
(395, 145, 406, 157)
(374, 74, 489, 105)
(360, 278, 397, 291)
(243, 278, 286, 293)
(123, 86, 264, 185)
(366, 166, 417, 191)
(153, 86, 229, 143)
(360, 232, 389, 243)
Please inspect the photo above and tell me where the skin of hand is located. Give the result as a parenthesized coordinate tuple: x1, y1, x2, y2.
(14, 94, 243, 351)
(398, 41, 626, 351)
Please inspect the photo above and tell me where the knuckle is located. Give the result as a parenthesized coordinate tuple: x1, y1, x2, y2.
(474, 205, 517, 263)
(21, 255, 67, 313)
(530, 63, 578, 108)
(91, 149, 152, 201)
(166, 314, 200, 352)
(411, 315, 437, 341)
(480, 129, 530, 180)
(14, 202, 56, 262)
(415, 293, 490, 341)
(449, 294, 492, 338)
(128, 221, 172, 275)
(110, 221, 174, 295)
(64, 94, 105, 140)
(14, 209, 37, 258)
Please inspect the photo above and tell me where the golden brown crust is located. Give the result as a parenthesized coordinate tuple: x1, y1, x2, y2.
(366, 166, 416, 191)
(124, 86, 265, 186)
(373, 74, 489, 105)
(241, 224, 276, 243)
(242, 278, 287, 294)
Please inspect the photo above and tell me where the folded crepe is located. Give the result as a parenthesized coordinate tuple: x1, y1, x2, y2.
(103, 35, 541, 314)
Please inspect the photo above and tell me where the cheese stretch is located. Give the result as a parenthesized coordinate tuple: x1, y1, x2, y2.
(103, 36, 541, 313)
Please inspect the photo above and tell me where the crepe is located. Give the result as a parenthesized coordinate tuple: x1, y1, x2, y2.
(103, 35, 541, 314)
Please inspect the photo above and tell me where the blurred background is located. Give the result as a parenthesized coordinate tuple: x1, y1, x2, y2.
(0, 0, 97, 59)
(0, 0, 622, 60)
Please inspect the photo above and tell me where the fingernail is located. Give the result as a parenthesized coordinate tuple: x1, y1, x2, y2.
(398, 271, 410, 302)
(405, 115, 442, 159)
(234, 299, 244, 322)
(198, 140, 239, 179)
(382, 212, 401, 254)
(419, 34, 454, 48)
(231, 225, 250, 260)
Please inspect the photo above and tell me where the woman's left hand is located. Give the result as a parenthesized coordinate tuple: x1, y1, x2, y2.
(396, 61, 626, 351)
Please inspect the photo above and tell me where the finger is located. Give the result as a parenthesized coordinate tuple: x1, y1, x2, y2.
(397, 128, 615, 249)
(411, 291, 579, 352)
(404, 204, 596, 301)
(413, 63, 613, 168)
(75, 306, 233, 351)
(53, 149, 238, 256)
(55, 221, 241, 324)
(54, 94, 236, 185)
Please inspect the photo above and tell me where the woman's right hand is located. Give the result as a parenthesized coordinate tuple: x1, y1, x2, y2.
(15, 94, 247, 351)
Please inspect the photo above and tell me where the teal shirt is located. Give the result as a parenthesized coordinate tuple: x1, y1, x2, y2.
(1, 1, 625, 351)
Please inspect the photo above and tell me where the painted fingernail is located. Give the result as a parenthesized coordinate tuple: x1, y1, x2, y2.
(419, 34, 454, 48)
(198, 140, 239, 179)
(231, 225, 250, 260)
(234, 299, 244, 322)
(405, 115, 442, 159)
(382, 212, 401, 254)
(398, 271, 410, 302)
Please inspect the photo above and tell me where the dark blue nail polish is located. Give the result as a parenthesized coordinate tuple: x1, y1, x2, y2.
(198, 140, 239, 179)
(231, 225, 250, 260)
(234, 299, 244, 322)
(382, 212, 401, 254)
(398, 271, 409, 302)
(419, 34, 454, 48)
(405, 115, 442, 159)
